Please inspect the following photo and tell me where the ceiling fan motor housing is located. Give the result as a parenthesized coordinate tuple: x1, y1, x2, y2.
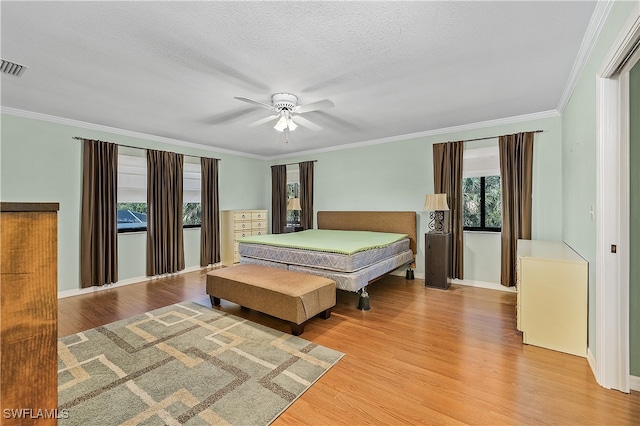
(272, 93, 298, 111)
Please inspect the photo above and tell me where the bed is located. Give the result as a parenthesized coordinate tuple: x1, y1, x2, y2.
(237, 211, 417, 308)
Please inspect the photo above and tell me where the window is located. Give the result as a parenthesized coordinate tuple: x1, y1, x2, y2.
(463, 176, 501, 231)
(286, 165, 300, 225)
(463, 145, 502, 232)
(117, 151, 202, 232)
(183, 159, 202, 228)
(117, 152, 147, 232)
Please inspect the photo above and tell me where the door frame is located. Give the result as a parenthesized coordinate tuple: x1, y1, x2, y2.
(595, 3, 639, 392)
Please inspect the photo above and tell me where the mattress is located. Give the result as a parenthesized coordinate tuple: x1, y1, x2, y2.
(241, 249, 414, 292)
(237, 230, 411, 273)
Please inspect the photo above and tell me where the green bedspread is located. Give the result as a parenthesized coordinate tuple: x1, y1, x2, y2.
(235, 229, 409, 255)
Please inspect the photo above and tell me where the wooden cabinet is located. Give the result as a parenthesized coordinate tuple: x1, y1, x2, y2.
(516, 239, 588, 357)
(425, 233, 451, 289)
(221, 210, 268, 266)
(283, 225, 304, 233)
(1, 202, 59, 425)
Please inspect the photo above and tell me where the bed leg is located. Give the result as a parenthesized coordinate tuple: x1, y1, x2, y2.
(405, 268, 415, 280)
(210, 295, 221, 306)
(357, 287, 371, 311)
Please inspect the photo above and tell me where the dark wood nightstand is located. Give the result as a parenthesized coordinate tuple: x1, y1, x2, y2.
(283, 225, 304, 233)
(425, 232, 451, 289)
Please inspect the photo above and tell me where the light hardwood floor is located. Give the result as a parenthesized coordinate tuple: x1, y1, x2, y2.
(58, 269, 640, 425)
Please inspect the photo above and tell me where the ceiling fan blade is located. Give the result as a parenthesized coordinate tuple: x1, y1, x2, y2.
(248, 115, 279, 127)
(234, 97, 275, 111)
(294, 99, 335, 114)
(291, 115, 322, 131)
(202, 108, 257, 125)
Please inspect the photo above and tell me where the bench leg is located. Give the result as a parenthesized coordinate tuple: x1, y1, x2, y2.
(291, 322, 305, 336)
(318, 308, 332, 319)
(210, 295, 221, 306)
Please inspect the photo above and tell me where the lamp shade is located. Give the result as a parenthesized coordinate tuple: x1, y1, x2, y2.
(423, 193, 449, 211)
(274, 115, 288, 132)
(287, 198, 302, 210)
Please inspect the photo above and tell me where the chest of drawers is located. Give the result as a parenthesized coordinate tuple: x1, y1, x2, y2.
(221, 210, 268, 266)
(516, 239, 588, 357)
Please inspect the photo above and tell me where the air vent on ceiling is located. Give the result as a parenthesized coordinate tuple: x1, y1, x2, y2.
(1, 59, 28, 77)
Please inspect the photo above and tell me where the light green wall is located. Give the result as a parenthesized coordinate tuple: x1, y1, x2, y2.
(0, 114, 268, 292)
(0, 112, 560, 291)
(463, 232, 501, 284)
(270, 115, 563, 280)
(630, 60, 639, 376)
(561, 0, 636, 358)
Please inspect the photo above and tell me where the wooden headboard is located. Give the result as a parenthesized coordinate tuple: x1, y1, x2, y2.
(317, 211, 417, 255)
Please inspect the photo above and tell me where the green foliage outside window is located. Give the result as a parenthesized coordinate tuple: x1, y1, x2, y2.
(118, 203, 147, 215)
(484, 176, 502, 228)
(286, 182, 300, 224)
(183, 203, 201, 226)
(462, 176, 501, 231)
(463, 178, 481, 227)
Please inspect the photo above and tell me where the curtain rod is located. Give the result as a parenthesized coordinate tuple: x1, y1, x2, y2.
(72, 137, 221, 161)
(462, 130, 543, 144)
(278, 160, 318, 166)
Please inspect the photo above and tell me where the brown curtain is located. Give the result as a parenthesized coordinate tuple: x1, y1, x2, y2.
(499, 132, 534, 286)
(146, 150, 185, 276)
(433, 141, 464, 279)
(80, 139, 118, 288)
(200, 157, 220, 266)
(271, 165, 287, 234)
(299, 161, 314, 230)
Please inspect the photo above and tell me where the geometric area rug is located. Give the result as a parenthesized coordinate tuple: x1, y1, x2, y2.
(58, 302, 344, 425)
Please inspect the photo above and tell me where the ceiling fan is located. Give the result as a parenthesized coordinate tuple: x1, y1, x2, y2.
(235, 93, 334, 134)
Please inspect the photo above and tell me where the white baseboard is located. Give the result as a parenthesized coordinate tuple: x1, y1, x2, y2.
(584, 347, 639, 393)
(57, 264, 218, 299)
(587, 347, 597, 378)
(391, 270, 515, 293)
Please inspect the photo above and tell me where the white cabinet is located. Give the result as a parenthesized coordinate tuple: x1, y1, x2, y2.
(516, 239, 588, 357)
(221, 210, 268, 266)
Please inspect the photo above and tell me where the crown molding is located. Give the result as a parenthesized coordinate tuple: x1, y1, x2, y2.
(557, 0, 615, 113)
(3, 106, 559, 162)
(265, 109, 560, 160)
(0, 106, 265, 160)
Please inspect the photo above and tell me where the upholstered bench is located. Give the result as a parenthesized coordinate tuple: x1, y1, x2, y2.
(206, 264, 336, 335)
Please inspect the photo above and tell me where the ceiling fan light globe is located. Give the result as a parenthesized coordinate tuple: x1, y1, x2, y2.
(274, 116, 288, 132)
(287, 119, 297, 131)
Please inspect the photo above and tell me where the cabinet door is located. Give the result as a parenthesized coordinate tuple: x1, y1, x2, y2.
(425, 233, 450, 289)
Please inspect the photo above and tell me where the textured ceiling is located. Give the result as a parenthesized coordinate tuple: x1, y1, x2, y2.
(1, 1, 596, 158)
